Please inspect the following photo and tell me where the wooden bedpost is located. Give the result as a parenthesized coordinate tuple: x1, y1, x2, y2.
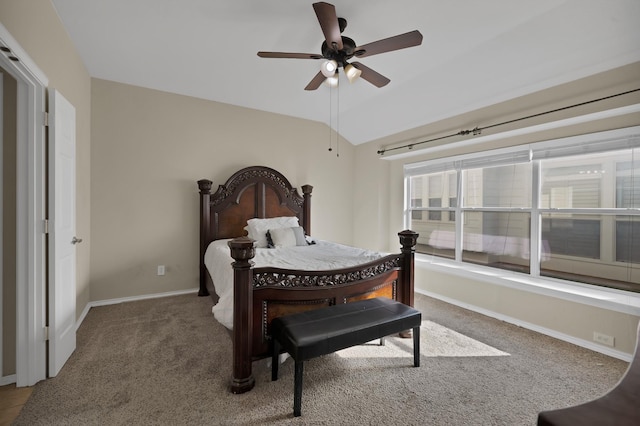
(301, 184, 313, 236)
(228, 237, 256, 394)
(198, 179, 213, 296)
(398, 230, 418, 307)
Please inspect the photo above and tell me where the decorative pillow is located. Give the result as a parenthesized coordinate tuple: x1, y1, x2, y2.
(244, 216, 300, 248)
(268, 226, 308, 248)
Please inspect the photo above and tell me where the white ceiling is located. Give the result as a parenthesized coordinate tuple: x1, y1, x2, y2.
(51, 0, 640, 145)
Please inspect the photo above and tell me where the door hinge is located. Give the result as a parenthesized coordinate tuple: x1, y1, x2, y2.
(44, 111, 49, 127)
(44, 326, 49, 341)
(44, 219, 49, 234)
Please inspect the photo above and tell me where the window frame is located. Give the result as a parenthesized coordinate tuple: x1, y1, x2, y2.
(404, 126, 640, 293)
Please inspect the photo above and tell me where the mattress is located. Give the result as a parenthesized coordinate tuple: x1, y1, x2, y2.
(204, 238, 385, 329)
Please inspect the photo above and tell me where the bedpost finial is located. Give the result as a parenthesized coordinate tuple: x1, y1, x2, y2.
(198, 179, 213, 193)
(228, 237, 256, 264)
(302, 184, 313, 195)
(398, 230, 419, 251)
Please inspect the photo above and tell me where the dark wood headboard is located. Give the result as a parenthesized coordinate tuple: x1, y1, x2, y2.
(197, 166, 313, 295)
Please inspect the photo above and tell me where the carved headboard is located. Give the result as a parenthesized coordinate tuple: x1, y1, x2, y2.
(197, 166, 313, 295)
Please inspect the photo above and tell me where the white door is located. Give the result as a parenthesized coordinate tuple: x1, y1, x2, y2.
(48, 89, 76, 377)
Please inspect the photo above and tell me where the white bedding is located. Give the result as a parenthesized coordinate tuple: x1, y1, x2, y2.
(204, 239, 386, 329)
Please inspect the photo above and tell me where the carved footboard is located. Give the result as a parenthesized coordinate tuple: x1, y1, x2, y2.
(228, 230, 418, 394)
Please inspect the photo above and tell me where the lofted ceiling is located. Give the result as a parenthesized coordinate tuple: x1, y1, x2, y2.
(51, 0, 640, 145)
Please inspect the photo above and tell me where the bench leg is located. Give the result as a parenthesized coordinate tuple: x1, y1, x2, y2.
(380, 336, 385, 346)
(293, 360, 304, 417)
(413, 325, 420, 367)
(271, 339, 280, 381)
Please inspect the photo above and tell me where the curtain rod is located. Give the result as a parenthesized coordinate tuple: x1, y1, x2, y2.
(377, 88, 640, 156)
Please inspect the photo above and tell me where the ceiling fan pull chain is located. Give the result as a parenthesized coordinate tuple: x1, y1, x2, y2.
(328, 84, 333, 152)
(336, 82, 340, 158)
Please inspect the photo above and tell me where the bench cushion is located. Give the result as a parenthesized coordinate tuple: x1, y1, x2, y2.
(271, 297, 421, 361)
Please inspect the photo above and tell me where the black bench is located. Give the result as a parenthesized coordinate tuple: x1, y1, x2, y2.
(270, 297, 422, 417)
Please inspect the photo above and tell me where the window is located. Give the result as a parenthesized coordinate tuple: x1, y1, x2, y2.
(540, 155, 603, 260)
(410, 177, 423, 220)
(616, 217, 640, 263)
(448, 173, 457, 221)
(428, 198, 442, 221)
(615, 160, 640, 266)
(405, 127, 640, 293)
(408, 171, 457, 258)
(427, 174, 443, 220)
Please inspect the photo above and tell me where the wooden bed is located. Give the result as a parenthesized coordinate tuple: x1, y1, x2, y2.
(197, 166, 418, 393)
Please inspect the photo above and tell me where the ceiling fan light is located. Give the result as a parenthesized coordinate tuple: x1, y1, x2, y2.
(344, 63, 362, 83)
(320, 59, 338, 77)
(324, 73, 339, 87)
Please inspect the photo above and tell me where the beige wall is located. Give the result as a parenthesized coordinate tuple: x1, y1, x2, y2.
(353, 145, 391, 251)
(90, 79, 355, 301)
(419, 267, 640, 354)
(354, 62, 640, 356)
(0, 0, 92, 317)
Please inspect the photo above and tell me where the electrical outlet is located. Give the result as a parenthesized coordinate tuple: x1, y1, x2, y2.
(157, 265, 165, 276)
(593, 331, 614, 347)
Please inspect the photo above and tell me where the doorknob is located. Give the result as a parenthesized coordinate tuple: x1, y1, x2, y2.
(71, 236, 83, 244)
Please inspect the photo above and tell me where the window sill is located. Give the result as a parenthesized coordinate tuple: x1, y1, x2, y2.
(415, 255, 640, 316)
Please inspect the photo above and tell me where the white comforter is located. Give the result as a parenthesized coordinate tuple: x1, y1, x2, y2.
(204, 239, 385, 329)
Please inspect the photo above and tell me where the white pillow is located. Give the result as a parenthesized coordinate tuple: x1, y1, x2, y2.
(244, 216, 299, 248)
(269, 226, 307, 248)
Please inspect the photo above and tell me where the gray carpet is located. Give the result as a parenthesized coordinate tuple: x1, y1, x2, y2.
(14, 293, 628, 425)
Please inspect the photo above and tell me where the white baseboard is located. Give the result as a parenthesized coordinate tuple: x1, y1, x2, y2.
(75, 288, 199, 331)
(416, 288, 633, 362)
(0, 374, 16, 386)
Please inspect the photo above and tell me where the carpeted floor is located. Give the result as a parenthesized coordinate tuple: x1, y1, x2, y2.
(14, 293, 629, 425)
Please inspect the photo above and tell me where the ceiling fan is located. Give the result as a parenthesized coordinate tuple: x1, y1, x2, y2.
(257, 2, 423, 90)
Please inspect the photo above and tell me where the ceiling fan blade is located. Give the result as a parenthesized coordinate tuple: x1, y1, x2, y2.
(258, 51, 323, 59)
(351, 62, 390, 88)
(304, 71, 326, 91)
(354, 30, 423, 58)
(313, 2, 343, 51)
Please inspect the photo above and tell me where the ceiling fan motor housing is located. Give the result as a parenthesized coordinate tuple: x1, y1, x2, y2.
(321, 36, 361, 67)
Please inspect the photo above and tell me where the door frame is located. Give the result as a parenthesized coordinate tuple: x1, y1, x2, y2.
(0, 23, 49, 386)
(1, 71, 4, 382)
